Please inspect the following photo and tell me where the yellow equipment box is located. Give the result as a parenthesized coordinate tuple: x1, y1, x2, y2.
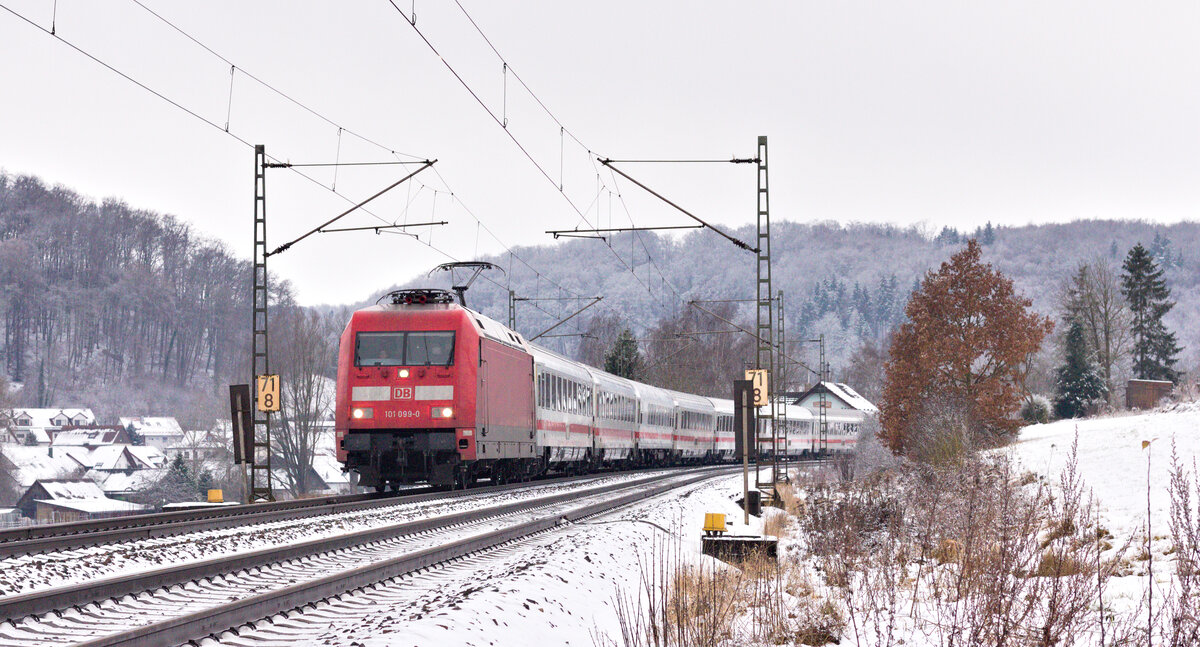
(703, 512, 727, 535)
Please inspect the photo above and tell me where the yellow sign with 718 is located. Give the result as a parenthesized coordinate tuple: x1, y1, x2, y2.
(744, 369, 768, 407)
(256, 374, 281, 412)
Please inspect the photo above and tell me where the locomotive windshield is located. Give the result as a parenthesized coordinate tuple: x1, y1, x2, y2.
(355, 331, 455, 367)
(405, 331, 455, 366)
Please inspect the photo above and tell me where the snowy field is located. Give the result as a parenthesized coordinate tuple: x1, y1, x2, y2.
(1006, 400, 1200, 548)
(1002, 400, 1200, 623)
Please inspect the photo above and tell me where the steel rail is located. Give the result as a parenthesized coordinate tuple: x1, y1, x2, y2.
(0, 490, 389, 544)
(0, 466, 731, 624)
(0, 466, 679, 557)
(72, 467, 737, 647)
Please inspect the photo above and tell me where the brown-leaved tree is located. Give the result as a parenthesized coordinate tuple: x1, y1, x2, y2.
(880, 240, 1053, 457)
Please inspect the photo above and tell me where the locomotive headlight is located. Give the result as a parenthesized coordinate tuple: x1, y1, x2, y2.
(352, 407, 374, 420)
(398, 369, 410, 379)
(432, 406, 454, 419)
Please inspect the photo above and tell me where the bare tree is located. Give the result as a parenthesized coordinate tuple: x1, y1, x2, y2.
(642, 304, 754, 398)
(1061, 259, 1132, 405)
(577, 311, 625, 368)
(840, 337, 889, 404)
(273, 307, 335, 496)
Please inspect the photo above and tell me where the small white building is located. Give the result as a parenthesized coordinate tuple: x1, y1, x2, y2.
(119, 417, 185, 451)
(789, 382, 879, 418)
(165, 429, 228, 464)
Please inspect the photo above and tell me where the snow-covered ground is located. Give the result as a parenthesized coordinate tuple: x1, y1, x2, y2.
(205, 471, 756, 647)
(1002, 400, 1200, 624)
(0, 470, 678, 596)
(239, 404, 1192, 647)
(1006, 400, 1200, 546)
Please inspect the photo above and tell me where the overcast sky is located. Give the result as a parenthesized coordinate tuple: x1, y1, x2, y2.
(2, 1, 1197, 305)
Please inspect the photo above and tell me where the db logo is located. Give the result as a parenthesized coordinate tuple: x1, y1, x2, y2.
(393, 387, 413, 400)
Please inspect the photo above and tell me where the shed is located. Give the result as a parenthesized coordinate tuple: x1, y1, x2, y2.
(15, 478, 147, 522)
(33, 498, 150, 524)
(0, 508, 24, 528)
(1127, 379, 1174, 410)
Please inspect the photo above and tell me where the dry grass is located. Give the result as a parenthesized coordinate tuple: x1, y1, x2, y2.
(790, 434, 1143, 647)
(776, 482, 806, 518)
(763, 509, 789, 539)
(599, 536, 845, 647)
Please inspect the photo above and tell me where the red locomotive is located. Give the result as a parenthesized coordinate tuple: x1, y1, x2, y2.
(335, 288, 741, 489)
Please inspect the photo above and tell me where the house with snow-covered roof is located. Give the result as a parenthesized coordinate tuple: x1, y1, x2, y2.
(787, 382, 879, 418)
(3, 408, 96, 445)
(0, 445, 88, 489)
(93, 469, 165, 500)
(119, 417, 185, 451)
(50, 426, 131, 449)
(165, 429, 229, 465)
(58, 444, 166, 473)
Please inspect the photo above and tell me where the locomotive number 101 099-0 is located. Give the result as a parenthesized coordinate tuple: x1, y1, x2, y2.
(384, 410, 420, 419)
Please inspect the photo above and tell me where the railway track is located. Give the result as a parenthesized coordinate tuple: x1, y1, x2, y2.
(0, 465, 692, 558)
(0, 466, 736, 647)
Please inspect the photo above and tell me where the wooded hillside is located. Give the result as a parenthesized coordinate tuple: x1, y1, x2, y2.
(0, 174, 250, 424)
(374, 219, 1200, 383)
(3, 171, 1196, 420)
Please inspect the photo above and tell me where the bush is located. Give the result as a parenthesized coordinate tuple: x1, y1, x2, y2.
(1021, 395, 1052, 424)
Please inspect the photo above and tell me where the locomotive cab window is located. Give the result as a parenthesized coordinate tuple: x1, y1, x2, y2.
(354, 332, 406, 366)
(406, 331, 455, 366)
(355, 331, 455, 367)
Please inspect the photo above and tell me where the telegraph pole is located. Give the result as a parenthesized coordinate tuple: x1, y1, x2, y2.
(818, 334, 829, 455)
(245, 149, 435, 504)
(250, 145, 275, 502)
(776, 290, 787, 481)
(754, 136, 775, 488)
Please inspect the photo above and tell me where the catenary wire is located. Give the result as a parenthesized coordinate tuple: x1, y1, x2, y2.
(2, 1, 666, 337)
(134, 0, 672, 332)
(382, 0, 685, 322)
(434, 1, 695, 314)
